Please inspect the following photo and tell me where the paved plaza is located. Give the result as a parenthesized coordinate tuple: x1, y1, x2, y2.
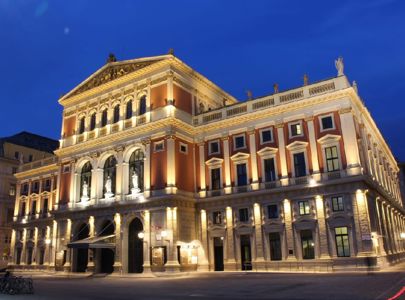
(2, 269, 405, 300)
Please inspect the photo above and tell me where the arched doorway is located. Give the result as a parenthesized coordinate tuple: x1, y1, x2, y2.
(73, 223, 89, 272)
(97, 220, 115, 274)
(128, 218, 143, 273)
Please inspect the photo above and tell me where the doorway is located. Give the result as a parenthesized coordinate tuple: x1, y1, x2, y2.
(74, 223, 90, 272)
(128, 218, 144, 273)
(240, 235, 252, 271)
(98, 220, 115, 274)
(213, 237, 224, 271)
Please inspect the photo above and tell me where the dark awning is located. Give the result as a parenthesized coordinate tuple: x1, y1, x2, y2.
(68, 234, 115, 249)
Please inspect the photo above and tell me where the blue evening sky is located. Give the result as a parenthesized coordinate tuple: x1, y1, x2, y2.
(1, 0, 405, 160)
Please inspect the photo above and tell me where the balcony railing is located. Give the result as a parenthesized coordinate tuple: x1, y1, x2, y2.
(20, 156, 58, 172)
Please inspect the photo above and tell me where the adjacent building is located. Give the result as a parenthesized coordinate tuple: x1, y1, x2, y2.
(9, 53, 405, 273)
(0, 132, 58, 267)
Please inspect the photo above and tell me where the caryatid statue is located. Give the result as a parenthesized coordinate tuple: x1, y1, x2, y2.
(335, 57, 344, 76)
(105, 176, 112, 194)
(131, 171, 141, 195)
(81, 181, 89, 201)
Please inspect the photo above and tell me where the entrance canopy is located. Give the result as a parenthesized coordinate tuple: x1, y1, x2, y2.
(68, 234, 115, 249)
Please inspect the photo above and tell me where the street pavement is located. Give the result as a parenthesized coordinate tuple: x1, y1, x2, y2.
(2, 269, 405, 300)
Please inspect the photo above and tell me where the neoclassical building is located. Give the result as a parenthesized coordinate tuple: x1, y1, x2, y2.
(10, 53, 405, 273)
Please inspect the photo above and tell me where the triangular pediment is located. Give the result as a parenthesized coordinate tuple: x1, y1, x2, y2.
(62, 56, 167, 100)
(286, 141, 308, 151)
(230, 152, 250, 161)
(317, 134, 341, 144)
(257, 146, 278, 156)
(205, 157, 224, 166)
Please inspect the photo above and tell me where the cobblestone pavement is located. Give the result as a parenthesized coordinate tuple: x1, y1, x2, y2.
(2, 269, 405, 300)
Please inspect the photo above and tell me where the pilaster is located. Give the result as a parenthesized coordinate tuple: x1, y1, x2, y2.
(276, 123, 288, 185)
(224, 206, 237, 270)
(339, 108, 361, 175)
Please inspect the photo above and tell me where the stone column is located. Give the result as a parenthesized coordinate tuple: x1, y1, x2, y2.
(87, 216, 95, 272)
(248, 128, 259, 190)
(93, 168, 104, 201)
(166, 135, 176, 192)
(115, 147, 124, 200)
(143, 139, 151, 198)
(283, 199, 296, 260)
(21, 229, 27, 266)
(143, 210, 151, 273)
(222, 136, 232, 193)
(306, 116, 320, 180)
(49, 220, 57, 268)
(198, 209, 209, 271)
(10, 229, 16, 265)
(315, 196, 330, 258)
(32, 227, 38, 266)
(375, 199, 387, 256)
(224, 206, 236, 270)
(165, 207, 180, 271)
(339, 108, 361, 175)
(63, 219, 72, 272)
(253, 203, 265, 270)
(113, 213, 122, 273)
(353, 190, 373, 255)
(276, 123, 288, 185)
(198, 142, 206, 197)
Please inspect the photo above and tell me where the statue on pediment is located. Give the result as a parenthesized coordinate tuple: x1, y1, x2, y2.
(81, 181, 89, 202)
(335, 57, 344, 76)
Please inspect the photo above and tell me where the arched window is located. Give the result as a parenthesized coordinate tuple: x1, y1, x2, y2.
(101, 109, 108, 127)
(80, 162, 92, 201)
(129, 149, 144, 192)
(90, 113, 96, 131)
(78, 117, 85, 134)
(103, 156, 117, 194)
(113, 105, 120, 123)
(139, 96, 146, 116)
(126, 101, 133, 119)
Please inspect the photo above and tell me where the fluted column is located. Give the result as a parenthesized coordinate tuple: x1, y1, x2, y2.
(63, 219, 72, 272)
(143, 210, 151, 272)
(165, 207, 180, 271)
(113, 213, 122, 273)
(198, 209, 209, 271)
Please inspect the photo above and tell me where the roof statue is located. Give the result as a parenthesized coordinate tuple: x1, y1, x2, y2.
(273, 83, 279, 93)
(107, 53, 117, 63)
(352, 80, 358, 93)
(246, 90, 253, 100)
(168, 48, 174, 55)
(335, 56, 344, 76)
(303, 74, 309, 86)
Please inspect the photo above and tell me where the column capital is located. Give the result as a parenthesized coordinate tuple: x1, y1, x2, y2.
(141, 138, 151, 145)
(304, 115, 314, 122)
(275, 122, 284, 129)
(221, 136, 229, 141)
(339, 107, 352, 115)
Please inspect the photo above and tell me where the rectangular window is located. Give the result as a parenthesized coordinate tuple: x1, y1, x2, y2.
(28, 154, 33, 162)
(290, 123, 302, 137)
(31, 200, 36, 215)
(179, 143, 188, 154)
(14, 151, 19, 159)
(62, 165, 70, 174)
(211, 168, 221, 190)
(325, 146, 340, 172)
(236, 163, 248, 186)
(239, 208, 249, 222)
(299, 201, 310, 215)
(293, 152, 306, 177)
(269, 233, 282, 261)
(321, 115, 334, 130)
(213, 211, 222, 225)
(9, 184, 16, 196)
(209, 141, 220, 155)
(264, 158, 276, 182)
(234, 135, 246, 150)
(267, 204, 278, 219)
(78, 117, 85, 134)
(301, 230, 315, 259)
(20, 202, 26, 216)
(332, 196, 344, 212)
(335, 227, 350, 257)
(260, 129, 273, 144)
(154, 141, 164, 152)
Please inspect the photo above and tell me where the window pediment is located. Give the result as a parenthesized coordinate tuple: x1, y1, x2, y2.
(317, 134, 341, 145)
(257, 147, 278, 156)
(230, 152, 250, 162)
(286, 141, 308, 151)
(205, 157, 224, 166)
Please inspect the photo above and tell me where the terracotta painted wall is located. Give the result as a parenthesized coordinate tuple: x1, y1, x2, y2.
(150, 84, 167, 110)
(151, 139, 167, 190)
(59, 167, 71, 204)
(175, 139, 194, 192)
(173, 84, 192, 114)
(63, 116, 76, 137)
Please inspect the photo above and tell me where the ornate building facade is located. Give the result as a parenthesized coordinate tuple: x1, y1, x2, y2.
(9, 53, 405, 273)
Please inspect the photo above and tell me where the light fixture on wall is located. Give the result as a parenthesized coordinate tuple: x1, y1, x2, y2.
(137, 231, 145, 239)
(160, 230, 168, 238)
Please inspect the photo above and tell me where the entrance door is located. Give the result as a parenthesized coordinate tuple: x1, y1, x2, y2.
(213, 237, 224, 271)
(75, 223, 90, 272)
(39, 248, 45, 265)
(98, 221, 115, 274)
(16, 248, 22, 265)
(27, 247, 33, 265)
(240, 235, 252, 271)
(128, 218, 144, 273)
(269, 233, 282, 261)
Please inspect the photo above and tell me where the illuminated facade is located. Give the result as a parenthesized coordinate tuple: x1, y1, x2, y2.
(10, 53, 405, 273)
